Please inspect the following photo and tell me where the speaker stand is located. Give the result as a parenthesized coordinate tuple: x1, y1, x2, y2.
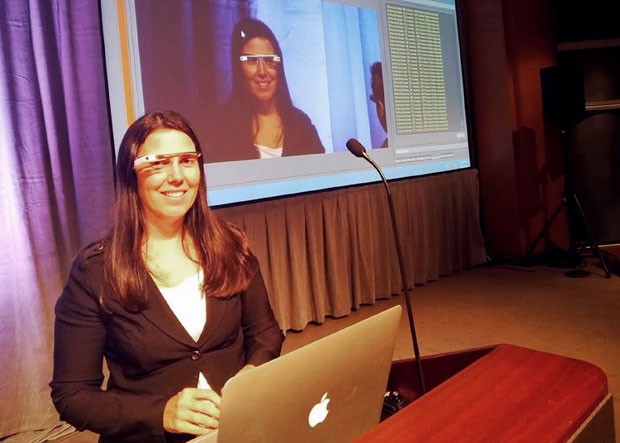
(523, 129, 611, 278)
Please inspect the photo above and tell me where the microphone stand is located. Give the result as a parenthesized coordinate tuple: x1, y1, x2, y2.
(348, 142, 427, 395)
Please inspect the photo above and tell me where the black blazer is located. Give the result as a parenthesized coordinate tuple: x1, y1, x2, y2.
(206, 104, 325, 163)
(51, 241, 284, 443)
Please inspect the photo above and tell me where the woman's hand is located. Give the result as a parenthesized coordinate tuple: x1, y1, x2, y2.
(163, 387, 222, 435)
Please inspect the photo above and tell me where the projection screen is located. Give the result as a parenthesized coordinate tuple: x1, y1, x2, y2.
(101, 0, 471, 206)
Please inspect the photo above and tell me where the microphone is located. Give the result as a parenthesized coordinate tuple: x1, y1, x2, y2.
(345, 138, 367, 158)
(346, 138, 427, 395)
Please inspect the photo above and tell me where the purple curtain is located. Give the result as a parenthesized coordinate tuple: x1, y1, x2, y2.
(0, 0, 114, 438)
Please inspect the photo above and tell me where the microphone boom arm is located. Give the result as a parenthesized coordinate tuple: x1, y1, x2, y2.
(357, 148, 427, 395)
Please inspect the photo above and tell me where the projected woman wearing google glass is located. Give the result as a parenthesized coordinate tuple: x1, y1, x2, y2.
(206, 17, 325, 162)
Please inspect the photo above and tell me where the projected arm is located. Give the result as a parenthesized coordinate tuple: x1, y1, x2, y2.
(282, 107, 326, 156)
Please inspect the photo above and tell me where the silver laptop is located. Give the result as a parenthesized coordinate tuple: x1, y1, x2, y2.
(190, 305, 402, 443)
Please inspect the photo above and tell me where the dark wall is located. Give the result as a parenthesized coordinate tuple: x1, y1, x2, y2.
(568, 114, 620, 244)
(553, 0, 620, 42)
(552, 0, 620, 244)
(464, 0, 620, 257)
(463, 0, 567, 258)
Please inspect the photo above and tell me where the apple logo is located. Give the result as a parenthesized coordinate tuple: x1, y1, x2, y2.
(308, 392, 330, 428)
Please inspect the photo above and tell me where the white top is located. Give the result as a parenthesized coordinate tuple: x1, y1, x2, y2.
(158, 271, 206, 342)
(256, 144, 283, 159)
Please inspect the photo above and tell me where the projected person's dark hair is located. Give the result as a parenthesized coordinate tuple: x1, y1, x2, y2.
(206, 17, 325, 163)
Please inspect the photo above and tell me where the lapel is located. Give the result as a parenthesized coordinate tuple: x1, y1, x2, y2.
(140, 276, 197, 347)
(197, 294, 233, 345)
(139, 274, 235, 348)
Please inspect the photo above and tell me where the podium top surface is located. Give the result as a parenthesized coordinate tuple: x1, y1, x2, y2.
(356, 344, 609, 442)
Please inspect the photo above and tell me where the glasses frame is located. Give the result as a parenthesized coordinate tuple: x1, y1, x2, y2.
(239, 54, 281, 67)
(133, 151, 202, 170)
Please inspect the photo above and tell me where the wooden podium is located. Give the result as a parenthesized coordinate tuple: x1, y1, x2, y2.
(357, 344, 615, 442)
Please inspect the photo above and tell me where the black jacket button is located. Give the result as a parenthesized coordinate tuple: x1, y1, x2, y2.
(190, 350, 201, 360)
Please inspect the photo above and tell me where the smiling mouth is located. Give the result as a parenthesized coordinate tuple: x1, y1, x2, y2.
(162, 191, 186, 199)
(256, 81, 272, 89)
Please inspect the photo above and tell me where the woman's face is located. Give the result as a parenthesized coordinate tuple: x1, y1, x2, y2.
(240, 37, 280, 104)
(134, 129, 201, 227)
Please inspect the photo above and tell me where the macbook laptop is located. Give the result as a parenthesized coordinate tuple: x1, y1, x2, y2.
(189, 305, 402, 443)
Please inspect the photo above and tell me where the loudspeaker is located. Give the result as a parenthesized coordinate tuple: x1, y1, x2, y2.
(540, 66, 586, 127)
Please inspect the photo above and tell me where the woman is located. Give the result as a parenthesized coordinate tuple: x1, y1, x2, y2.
(207, 17, 325, 162)
(51, 111, 284, 442)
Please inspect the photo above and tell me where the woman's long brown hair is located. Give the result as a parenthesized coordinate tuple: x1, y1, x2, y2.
(103, 111, 257, 311)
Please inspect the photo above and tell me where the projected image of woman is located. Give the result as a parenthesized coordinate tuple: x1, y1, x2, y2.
(207, 17, 325, 162)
